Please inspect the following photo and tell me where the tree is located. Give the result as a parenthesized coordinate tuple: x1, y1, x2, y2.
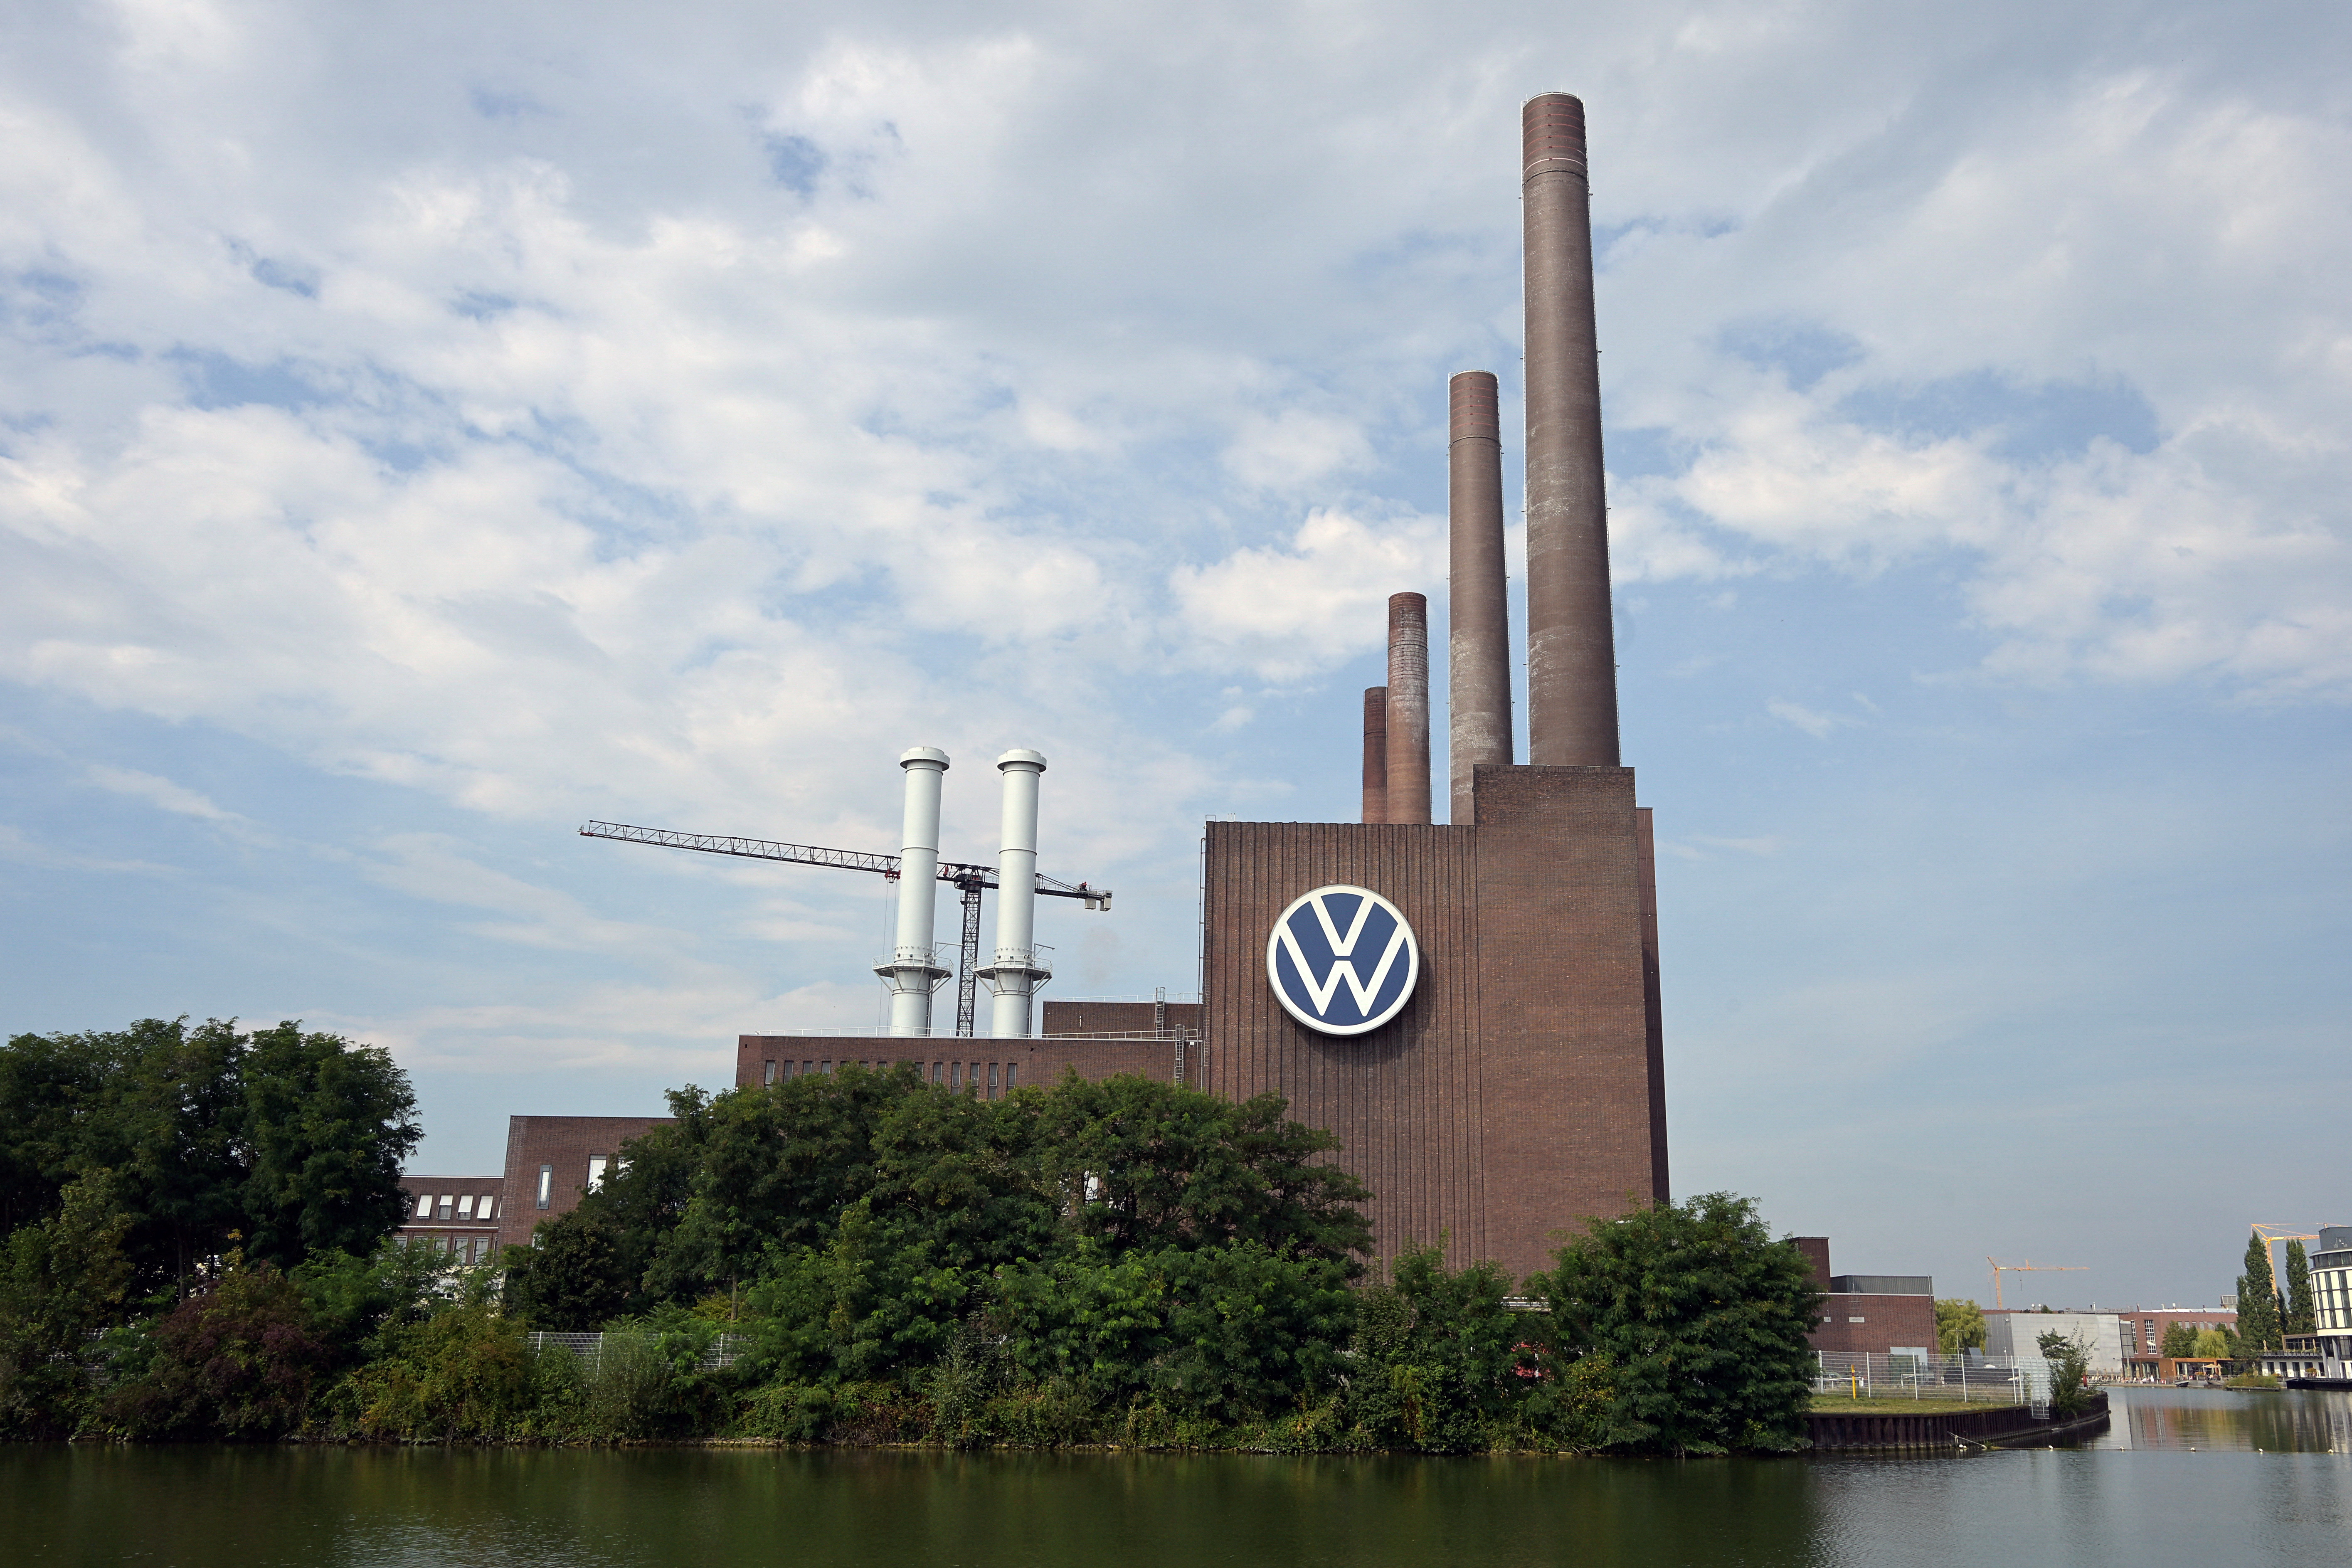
(1028, 1075, 1375, 1267)
(234, 1023, 420, 1269)
(1529, 1193, 1823, 1455)
(2192, 1326, 2231, 1358)
(1935, 1298, 1987, 1356)
(1345, 1242, 1534, 1451)
(2035, 1329, 2093, 1417)
(2239, 1233, 2283, 1352)
(97, 1261, 335, 1438)
(2159, 1321, 2198, 1358)
(0, 1173, 136, 1435)
(0, 1019, 419, 1292)
(2283, 1240, 2316, 1336)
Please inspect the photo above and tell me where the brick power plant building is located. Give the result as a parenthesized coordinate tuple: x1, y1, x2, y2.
(425, 98, 1668, 1282)
(727, 94, 1665, 1283)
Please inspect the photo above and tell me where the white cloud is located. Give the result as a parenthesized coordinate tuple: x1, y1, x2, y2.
(86, 764, 242, 822)
(1170, 506, 1443, 680)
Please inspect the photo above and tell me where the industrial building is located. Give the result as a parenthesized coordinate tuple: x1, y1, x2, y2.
(716, 94, 1665, 1281)
(416, 95, 1668, 1283)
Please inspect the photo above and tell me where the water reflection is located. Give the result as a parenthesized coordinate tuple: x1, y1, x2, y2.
(7, 1414, 2352, 1568)
(2091, 1386, 2352, 1452)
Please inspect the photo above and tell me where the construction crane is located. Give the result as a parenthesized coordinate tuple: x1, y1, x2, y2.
(1987, 1257, 2087, 1311)
(579, 820, 1110, 1038)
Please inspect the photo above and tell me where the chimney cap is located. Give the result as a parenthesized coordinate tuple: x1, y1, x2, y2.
(996, 749, 1048, 772)
(899, 746, 951, 770)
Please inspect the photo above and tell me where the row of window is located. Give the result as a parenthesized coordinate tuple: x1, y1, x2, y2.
(760, 1058, 1019, 1098)
(414, 1191, 498, 1221)
(413, 1234, 494, 1264)
(2319, 1268, 2348, 1330)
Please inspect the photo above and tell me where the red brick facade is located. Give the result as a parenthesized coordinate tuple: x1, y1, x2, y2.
(496, 1115, 673, 1249)
(396, 1172, 504, 1264)
(1809, 1294, 1940, 1356)
(1200, 764, 1667, 1281)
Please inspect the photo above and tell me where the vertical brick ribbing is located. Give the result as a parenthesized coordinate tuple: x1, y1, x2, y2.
(1204, 821, 1487, 1271)
(1199, 766, 1658, 1282)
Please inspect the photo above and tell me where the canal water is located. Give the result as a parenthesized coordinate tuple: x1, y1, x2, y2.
(8, 1388, 2349, 1567)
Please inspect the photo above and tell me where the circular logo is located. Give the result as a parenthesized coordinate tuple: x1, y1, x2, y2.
(1265, 884, 1420, 1036)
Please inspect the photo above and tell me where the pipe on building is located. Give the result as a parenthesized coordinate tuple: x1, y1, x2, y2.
(1447, 370, 1511, 823)
(878, 747, 951, 1036)
(983, 749, 1049, 1038)
(1521, 91, 1620, 767)
(1362, 687, 1389, 824)
(1384, 592, 1432, 824)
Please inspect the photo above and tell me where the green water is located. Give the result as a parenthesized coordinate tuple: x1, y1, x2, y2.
(8, 1389, 2349, 1567)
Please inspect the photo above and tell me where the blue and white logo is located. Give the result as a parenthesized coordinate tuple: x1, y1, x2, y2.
(1266, 884, 1419, 1036)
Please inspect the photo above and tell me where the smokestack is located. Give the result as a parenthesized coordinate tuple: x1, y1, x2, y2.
(984, 749, 1048, 1038)
(1384, 592, 1431, 824)
(879, 747, 950, 1037)
(1521, 92, 1621, 767)
(1362, 688, 1388, 823)
(1447, 370, 1511, 823)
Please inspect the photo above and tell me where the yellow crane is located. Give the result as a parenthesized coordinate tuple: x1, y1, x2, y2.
(1986, 1257, 2086, 1310)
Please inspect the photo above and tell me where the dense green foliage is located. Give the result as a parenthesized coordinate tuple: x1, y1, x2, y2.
(2239, 1233, 2283, 1352)
(2034, 1330, 2093, 1417)
(0, 1018, 420, 1290)
(2283, 1240, 2315, 1336)
(1529, 1191, 1824, 1456)
(1934, 1298, 1987, 1356)
(0, 1047, 1821, 1454)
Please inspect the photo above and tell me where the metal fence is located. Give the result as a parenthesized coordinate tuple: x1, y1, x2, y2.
(528, 1331, 754, 1373)
(1813, 1351, 2054, 1411)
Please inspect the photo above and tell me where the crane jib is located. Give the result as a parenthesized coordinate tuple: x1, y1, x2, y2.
(577, 821, 1107, 902)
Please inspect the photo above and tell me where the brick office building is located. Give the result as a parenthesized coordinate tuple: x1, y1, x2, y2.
(395, 1172, 506, 1264)
(399, 1116, 674, 1256)
(495, 1115, 671, 1248)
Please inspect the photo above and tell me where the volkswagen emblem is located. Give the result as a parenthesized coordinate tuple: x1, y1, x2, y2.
(1266, 884, 1419, 1036)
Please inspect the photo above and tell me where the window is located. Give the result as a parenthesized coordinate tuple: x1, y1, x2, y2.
(988, 1063, 999, 1098)
(481, 1196, 497, 1220)
(437, 1194, 453, 1219)
(416, 1193, 433, 1218)
(588, 1156, 608, 1193)
(932, 1062, 943, 1084)
(457, 1195, 474, 1219)
(537, 1164, 553, 1208)
(949, 1063, 962, 1089)
(764, 1059, 778, 1085)
(1003, 1063, 1017, 1092)
(820, 1060, 832, 1074)
(802, 1061, 813, 1077)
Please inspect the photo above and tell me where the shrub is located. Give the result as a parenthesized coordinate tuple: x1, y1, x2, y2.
(1530, 1192, 1823, 1455)
(99, 1263, 333, 1439)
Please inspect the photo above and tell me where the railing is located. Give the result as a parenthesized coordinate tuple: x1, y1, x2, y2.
(529, 1331, 754, 1372)
(1814, 1351, 2050, 1410)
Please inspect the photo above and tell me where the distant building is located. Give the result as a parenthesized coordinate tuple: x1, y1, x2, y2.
(1793, 1238, 1937, 1356)
(2276, 1225, 2352, 1385)
(1985, 1310, 2125, 1373)
(2113, 1307, 2240, 1377)
(394, 1172, 505, 1264)
(397, 1114, 674, 1260)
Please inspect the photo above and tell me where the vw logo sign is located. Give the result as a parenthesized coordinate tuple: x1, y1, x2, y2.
(1266, 885, 1419, 1036)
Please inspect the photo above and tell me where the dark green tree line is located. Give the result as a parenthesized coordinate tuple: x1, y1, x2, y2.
(0, 1018, 419, 1292)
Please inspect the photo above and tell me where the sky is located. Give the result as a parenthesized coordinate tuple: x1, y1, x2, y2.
(2, 0, 2346, 1312)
